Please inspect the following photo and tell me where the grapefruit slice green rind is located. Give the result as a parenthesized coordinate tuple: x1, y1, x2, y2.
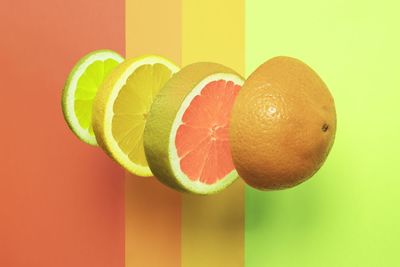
(92, 55, 179, 177)
(62, 49, 124, 146)
(144, 62, 244, 194)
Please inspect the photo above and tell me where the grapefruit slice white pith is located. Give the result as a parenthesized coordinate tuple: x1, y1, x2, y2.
(144, 62, 243, 194)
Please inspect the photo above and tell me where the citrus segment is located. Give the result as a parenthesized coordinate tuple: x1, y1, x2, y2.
(62, 50, 124, 145)
(75, 59, 120, 135)
(92, 55, 179, 177)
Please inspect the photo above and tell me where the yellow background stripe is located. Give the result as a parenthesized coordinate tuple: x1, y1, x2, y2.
(181, 0, 245, 266)
(125, 0, 182, 266)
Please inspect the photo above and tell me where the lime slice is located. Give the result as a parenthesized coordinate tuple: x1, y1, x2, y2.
(92, 55, 179, 177)
(62, 49, 124, 145)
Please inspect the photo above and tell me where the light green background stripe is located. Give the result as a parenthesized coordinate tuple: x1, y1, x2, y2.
(245, 0, 400, 266)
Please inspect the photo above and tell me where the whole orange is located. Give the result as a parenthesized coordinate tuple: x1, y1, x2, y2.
(229, 56, 336, 190)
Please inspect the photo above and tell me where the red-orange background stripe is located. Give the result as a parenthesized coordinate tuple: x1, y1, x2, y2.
(0, 1, 125, 266)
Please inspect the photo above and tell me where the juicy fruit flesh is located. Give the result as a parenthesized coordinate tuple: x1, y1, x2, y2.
(74, 59, 119, 135)
(112, 63, 173, 167)
(176, 80, 241, 184)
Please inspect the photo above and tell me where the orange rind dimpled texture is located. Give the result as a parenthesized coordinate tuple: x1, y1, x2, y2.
(230, 56, 336, 190)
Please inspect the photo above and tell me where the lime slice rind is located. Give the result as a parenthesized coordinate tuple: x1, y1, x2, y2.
(62, 50, 124, 146)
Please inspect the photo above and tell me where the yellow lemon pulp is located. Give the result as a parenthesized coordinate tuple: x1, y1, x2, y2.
(112, 63, 174, 167)
(92, 55, 179, 177)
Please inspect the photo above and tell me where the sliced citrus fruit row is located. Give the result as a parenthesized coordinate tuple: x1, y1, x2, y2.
(62, 50, 124, 145)
(92, 55, 179, 177)
(144, 62, 244, 194)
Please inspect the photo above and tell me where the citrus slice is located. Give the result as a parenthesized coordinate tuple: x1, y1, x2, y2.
(92, 55, 179, 177)
(62, 49, 124, 145)
(144, 62, 244, 194)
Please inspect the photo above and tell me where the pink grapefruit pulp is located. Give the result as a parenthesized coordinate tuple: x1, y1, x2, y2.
(176, 80, 241, 184)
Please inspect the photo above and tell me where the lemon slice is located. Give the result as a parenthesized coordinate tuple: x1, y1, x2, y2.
(62, 50, 124, 145)
(92, 55, 179, 177)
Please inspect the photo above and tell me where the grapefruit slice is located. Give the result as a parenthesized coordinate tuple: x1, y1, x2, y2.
(144, 62, 243, 194)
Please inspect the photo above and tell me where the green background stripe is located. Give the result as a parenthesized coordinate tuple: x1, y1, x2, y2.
(245, 0, 400, 266)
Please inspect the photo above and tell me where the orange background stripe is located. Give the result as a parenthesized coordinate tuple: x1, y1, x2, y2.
(124, 0, 182, 266)
(181, 0, 245, 266)
(0, 0, 125, 266)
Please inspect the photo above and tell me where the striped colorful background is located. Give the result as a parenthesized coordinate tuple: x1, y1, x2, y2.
(1, 0, 400, 266)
